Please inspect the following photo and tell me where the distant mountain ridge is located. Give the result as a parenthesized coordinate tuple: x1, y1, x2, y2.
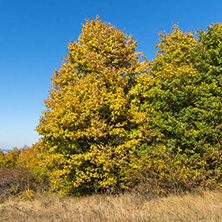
(0, 148, 12, 153)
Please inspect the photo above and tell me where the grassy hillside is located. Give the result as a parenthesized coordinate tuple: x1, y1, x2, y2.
(1, 191, 222, 222)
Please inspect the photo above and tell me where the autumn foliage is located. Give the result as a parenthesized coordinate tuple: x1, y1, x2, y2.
(2, 18, 222, 196)
(35, 16, 149, 194)
(0, 146, 42, 201)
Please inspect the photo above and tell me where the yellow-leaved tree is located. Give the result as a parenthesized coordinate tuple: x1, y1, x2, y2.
(36, 16, 149, 194)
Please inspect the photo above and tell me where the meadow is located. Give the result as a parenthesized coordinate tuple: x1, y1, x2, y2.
(1, 190, 222, 222)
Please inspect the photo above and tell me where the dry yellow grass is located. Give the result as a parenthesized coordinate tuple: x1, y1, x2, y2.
(1, 191, 222, 222)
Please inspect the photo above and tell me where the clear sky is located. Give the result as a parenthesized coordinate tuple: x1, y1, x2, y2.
(0, 0, 221, 150)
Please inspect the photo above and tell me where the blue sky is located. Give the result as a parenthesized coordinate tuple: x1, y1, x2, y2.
(0, 0, 221, 150)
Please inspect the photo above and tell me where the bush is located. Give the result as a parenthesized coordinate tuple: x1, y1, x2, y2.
(0, 167, 37, 202)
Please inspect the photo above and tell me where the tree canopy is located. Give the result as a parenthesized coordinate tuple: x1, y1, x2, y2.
(33, 18, 222, 194)
(36, 16, 149, 194)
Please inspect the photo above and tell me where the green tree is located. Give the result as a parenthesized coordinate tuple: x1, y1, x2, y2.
(129, 25, 200, 191)
(36, 16, 148, 194)
(191, 23, 222, 187)
(130, 24, 222, 191)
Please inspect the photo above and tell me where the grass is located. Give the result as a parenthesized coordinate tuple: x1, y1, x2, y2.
(1, 190, 222, 222)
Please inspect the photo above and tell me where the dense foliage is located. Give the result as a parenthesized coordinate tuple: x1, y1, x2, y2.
(129, 24, 222, 192)
(2, 18, 222, 196)
(36, 16, 149, 194)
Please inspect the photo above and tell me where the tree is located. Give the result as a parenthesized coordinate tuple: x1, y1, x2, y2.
(36, 16, 148, 194)
(130, 24, 222, 191)
(191, 23, 222, 187)
(128, 25, 201, 191)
